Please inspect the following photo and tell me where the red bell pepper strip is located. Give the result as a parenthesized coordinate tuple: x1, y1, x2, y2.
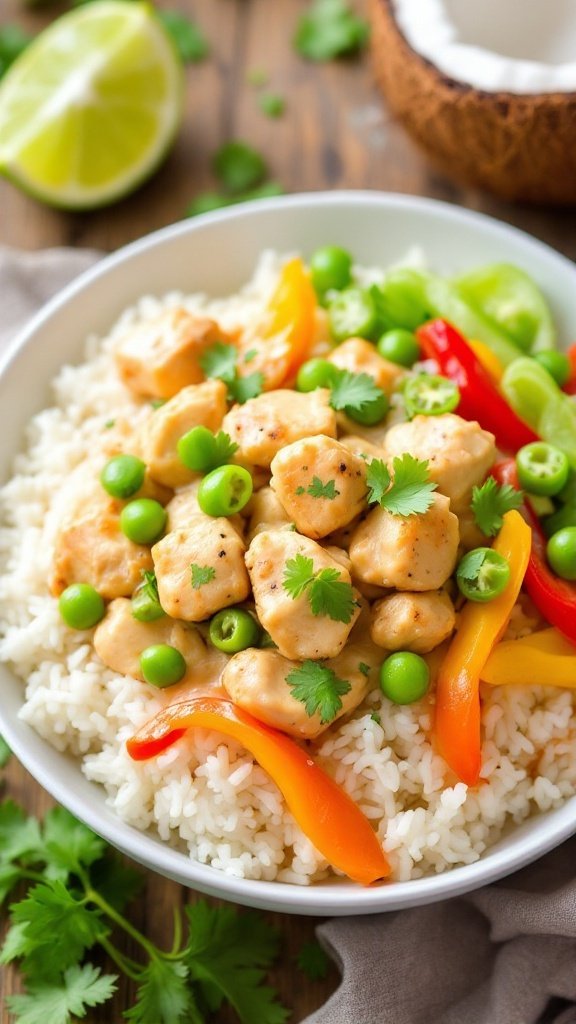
(417, 319, 539, 452)
(563, 343, 576, 396)
(127, 696, 390, 886)
(493, 459, 576, 645)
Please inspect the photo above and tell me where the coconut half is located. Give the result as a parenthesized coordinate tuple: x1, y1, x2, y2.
(370, 0, 576, 204)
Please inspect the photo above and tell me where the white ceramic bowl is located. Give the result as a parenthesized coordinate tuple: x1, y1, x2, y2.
(1, 192, 575, 916)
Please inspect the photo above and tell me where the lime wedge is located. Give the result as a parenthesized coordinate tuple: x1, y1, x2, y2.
(0, 1, 184, 209)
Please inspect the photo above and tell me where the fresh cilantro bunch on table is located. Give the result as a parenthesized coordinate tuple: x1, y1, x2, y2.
(0, 800, 289, 1024)
(471, 476, 524, 536)
(366, 454, 438, 516)
(200, 341, 264, 404)
(283, 553, 357, 623)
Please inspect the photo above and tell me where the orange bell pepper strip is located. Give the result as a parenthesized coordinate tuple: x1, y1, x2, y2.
(435, 510, 531, 787)
(482, 627, 576, 689)
(126, 696, 390, 886)
(468, 339, 504, 383)
(237, 258, 316, 390)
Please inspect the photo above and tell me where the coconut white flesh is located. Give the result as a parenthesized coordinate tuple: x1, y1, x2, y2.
(392, 0, 576, 93)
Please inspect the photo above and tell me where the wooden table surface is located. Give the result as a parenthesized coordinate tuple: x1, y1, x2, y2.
(1, 1, 575, 1020)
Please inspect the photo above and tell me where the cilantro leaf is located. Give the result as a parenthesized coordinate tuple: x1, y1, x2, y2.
(125, 959, 197, 1024)
(0, 801, 42, 869)
(367, 455, 437, 517)
(329, 370, 384, 414)
(294, 0, 369, 61)
(308, 568, 357, 623)
(213, 141, 267, 195)
(301, 476, 340, 500)
(282, 554, 316, 599)
(42, 806, 106, 881)
(191, 563, 216, 589)
(296, 940, 330, 981)
(158, 11, 209, 63)
(140, 569, 160, 603)
(286, 660, 351, 724)
(471, 476, 523, 537)
(8, 880, 108, 977)
(247, 67, 268, 87)
(365, 459, 391, 506)
(186, 181, 284, 218)
(6, 964, 117, 1024)
(457, 548, 489, 581)
(199, 342, 237, 383)
(0, 734, 11, 767)
(258, 93, 285, 118)
(0, 25, 32, 80)
(370, 711, 381, 725)
(212, 430, 239, 464)
(184, 901, 288, 1024)
(88, 853, 144, 914)
(358, 662, 370, 677)
(228, 370, 264, 404)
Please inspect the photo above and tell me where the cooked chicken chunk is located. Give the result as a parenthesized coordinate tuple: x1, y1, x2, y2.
(115, 308, 229, 399)
(270, 435, 367, 539)
(222, 646, 369, 739)
(139, 380, 228, 488)
(348, 493, 459, 591)
(339, 435, 386, 463)
(384, 414, 496, 513)
(246, 530, 361, 660)
(370, 590, 456, 654)
(166, 485, 243, 538)
(153, 517, 249, 621)
(246, 486, 293, 541)
(222, 389, 337, 468)
(51, 476, 153, 599)
(93, 597, 223, 685)
(328, 337, 403, 394)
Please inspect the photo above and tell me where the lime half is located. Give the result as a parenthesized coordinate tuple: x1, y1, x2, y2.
(0, 1, 184, 209)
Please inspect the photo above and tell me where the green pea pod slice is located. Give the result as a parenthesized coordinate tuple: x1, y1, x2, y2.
(455, 263, 556, 353)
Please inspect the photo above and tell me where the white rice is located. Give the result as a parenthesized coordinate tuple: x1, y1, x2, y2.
(1, 252, 575, 885)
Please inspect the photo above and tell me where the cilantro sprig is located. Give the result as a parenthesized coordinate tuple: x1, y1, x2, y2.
(158, 11, 209, 64)
(294, 0, 369, 61)
(282, 554, 356, 623)
(0, 800, 289, 1024)
(471, 476, 524, 536)
(200, 341, 264, 404)
(190, 563, 216, 589)
(286, 660, 351, 724)
(366, 454, 437, 517)
(329, 370, 384, 417)
(295, 477, 340, 500)
(188, 142, 284, 218)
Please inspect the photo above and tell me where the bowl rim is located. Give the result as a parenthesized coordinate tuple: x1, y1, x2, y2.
(2, 189, 576, 915)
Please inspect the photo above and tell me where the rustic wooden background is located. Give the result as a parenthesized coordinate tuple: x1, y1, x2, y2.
(1, 0, 575, 1020)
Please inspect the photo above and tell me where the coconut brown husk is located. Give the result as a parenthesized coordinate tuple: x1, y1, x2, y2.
(370, 0, 576, 205)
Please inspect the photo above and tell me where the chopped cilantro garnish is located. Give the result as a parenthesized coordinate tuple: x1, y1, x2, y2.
(158, 10, 209, 63)
(259, 93, 285, 118)
(200, 342, 263, 404)
(104, 419, 115, 429)
(366, 454, 437, 517)
(186, 181, 284, 218)
(282, 554, 356, 623)
(471, 476, 523, 537)
(294, 0, 369, 62)
(229, 371, 264, 404)
(295, 477, 340, 500)
(190, 563, 216, 589)
(329, 370, 384, 416)
(370, 711, 381, 726)
(247, 67, 268, 87)
(213, 141, 268, 194)
(358, 662, 370, 678)
(286, 660, 351, 724)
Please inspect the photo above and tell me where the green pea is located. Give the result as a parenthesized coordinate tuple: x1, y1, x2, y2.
(59, 583, 105, 630)
(516, 442, 570, 497)
(456, 548, 511, 603)
(198, 465, 253, 517)
(377, 328, 420, 368)
(100, 454, 146, 499)
(546, 527, 576, 580)
(345, 390, 389, 426)
(177, 426, 217, 472)
(140, 644, 186, 687)
(404, 374, 460, 417)
(533, 350, 571, 388)
(120, 499, 166, 544)
(328, 287, 379, 342)
(296, 358, 338, 393)
(209, 608, 261, 653)
(379, 652, 430, 704)
(309, 246, 352, 294)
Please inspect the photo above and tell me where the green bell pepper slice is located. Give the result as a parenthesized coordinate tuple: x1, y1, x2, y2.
(455, 263, 556, 354)
(501, 358, 576, 469)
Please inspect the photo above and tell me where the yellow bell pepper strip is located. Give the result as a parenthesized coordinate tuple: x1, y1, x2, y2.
(482, 627, 576, 688)
(237, 257, 316, 391)
(468, 339, 504, 383)
(126, 695, 390, 886)
(435, 510, 532, 787)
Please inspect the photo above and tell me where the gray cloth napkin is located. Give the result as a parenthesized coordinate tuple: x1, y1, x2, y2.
(3, 246, 576, 1024)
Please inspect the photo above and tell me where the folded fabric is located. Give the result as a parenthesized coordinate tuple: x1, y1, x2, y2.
(3, 244, 576, 1024)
